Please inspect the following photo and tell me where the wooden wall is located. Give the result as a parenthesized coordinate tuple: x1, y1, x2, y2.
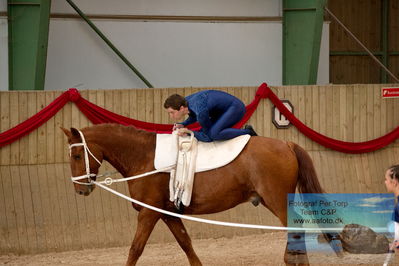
(328, 0, 399, 83)
(1, 84, 399, 254)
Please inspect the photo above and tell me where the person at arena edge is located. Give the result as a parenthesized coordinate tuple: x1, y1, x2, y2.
(384, 164, 399, 251)
(164, 90, 257, 142)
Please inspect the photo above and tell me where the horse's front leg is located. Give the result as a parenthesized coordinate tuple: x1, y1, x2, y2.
(126, 208, 161, 266)
(162, 216, 202, 266)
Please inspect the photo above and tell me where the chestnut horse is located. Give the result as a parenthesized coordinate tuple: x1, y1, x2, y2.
(62, 123, 325, 265)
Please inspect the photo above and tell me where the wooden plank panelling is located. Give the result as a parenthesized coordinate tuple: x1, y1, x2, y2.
(318, 85, 327, 150)
(330, 56, 382, 84)
(53, 92, 63, 164)
(339, 85, 347, 140)
(37, 164, 56, 251)
(0, 166, 15, 253)
(62, 163, 82, 250)
(346, 85, 355, 142)
(9, 93, 19, 165)
(327, 0, 396, 84)
(45, 92, 55, 164)
(329, 0, 381, 52)
(27, 93, 38, 165)
(46, 164, 64, 251)
(37, 92, 47, 164)
(359, 83, 368, 141)
(296, 86, 306, 148)
(9, 166, 28, 253)
(54, 163, 68, 250)
(1, 84, 398, 164)
(389, 0, 399, 52)
(0, 166, 8, 252)
(1, 92, 10, 165)
(18, 93, 28, 165)
(0, 84, 399, 254)
(388, 56, 399, 84)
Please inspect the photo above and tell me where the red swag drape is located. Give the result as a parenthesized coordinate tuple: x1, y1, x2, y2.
(0, 83, 398, 153)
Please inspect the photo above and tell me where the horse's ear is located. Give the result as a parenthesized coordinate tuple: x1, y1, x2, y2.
(70, 127, 80, 137)
(61, 127, 72, 139)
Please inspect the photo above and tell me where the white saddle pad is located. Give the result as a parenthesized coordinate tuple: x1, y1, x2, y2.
(154, 132, 251, 173)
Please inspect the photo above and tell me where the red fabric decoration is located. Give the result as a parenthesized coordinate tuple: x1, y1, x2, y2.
(73, 83, 269, 133)
(266, 89, 399, 153)
(0, 83, 398, 153)
(68, 88, 81, 102)
(0, 91, 71, 148)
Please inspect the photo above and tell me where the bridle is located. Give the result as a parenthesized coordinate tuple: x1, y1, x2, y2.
(69, 130, 102, 185)
(68, 130, 175, 186)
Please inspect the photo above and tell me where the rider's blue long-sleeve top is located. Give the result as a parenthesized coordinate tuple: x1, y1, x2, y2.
(180, 90, 243, 142)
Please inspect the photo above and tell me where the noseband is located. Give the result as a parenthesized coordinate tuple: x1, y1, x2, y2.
(69, 130, 102, 185)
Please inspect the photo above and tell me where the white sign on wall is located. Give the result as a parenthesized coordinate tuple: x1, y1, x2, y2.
(272, 100, 293, 129)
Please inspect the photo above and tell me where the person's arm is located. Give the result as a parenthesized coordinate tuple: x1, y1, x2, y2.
(196, 109, 212, 130)
(181, 113, 197, 126)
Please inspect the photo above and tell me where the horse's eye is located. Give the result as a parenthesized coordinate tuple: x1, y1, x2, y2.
(73, 154, 81, 160)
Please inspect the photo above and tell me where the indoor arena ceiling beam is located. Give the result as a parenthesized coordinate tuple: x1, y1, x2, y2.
(283, 0, 327, 85)
(8, 0, 51, 90)
(66, 0, 154, 88)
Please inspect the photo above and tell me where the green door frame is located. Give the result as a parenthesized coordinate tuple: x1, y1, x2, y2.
(283, 0, 327, 85)
(8, 0, 51, 90)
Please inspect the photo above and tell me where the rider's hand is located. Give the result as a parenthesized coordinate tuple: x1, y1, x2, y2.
(173, 123, 184, 131)
(176, 128, 188, 137)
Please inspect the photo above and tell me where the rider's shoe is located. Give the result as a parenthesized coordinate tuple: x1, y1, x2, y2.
(244, 125, 258, 136)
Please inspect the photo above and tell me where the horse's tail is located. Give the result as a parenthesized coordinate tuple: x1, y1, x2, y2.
(291, 142, 324, 193)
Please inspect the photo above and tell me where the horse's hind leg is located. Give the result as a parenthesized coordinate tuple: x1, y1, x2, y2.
(284, 233, 310, 266)
(255, 184, 309, 265)
(126, 209, 161, 266)
(162, 216, 202, 266)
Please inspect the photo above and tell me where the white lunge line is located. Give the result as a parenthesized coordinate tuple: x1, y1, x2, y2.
(93, 181, 387, 233)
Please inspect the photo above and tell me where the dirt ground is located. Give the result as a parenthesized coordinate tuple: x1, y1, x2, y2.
(0, 232, 396, 266)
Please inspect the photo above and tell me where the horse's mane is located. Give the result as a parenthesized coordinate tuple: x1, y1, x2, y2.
(78, 124, 156, 175)
(83, 123, 153, 135)
(82, 123, 156, 145)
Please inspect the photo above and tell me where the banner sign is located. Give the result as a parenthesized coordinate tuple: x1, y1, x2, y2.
(286, 193, 395, 259)
(382, 87, 399, 98)
(287, 193, 394, 232)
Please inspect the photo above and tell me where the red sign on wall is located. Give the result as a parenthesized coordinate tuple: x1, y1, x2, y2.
(382, 87, 399, 98)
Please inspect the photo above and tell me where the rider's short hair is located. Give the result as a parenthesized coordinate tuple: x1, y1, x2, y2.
(164, 94, 187, 110)
(388, 165, 399, 181)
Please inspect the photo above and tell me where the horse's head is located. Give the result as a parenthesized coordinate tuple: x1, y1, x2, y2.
(61, 127, 103, 196)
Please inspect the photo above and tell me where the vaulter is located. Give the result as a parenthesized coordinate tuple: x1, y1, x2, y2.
(164, 90, 257, 142)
